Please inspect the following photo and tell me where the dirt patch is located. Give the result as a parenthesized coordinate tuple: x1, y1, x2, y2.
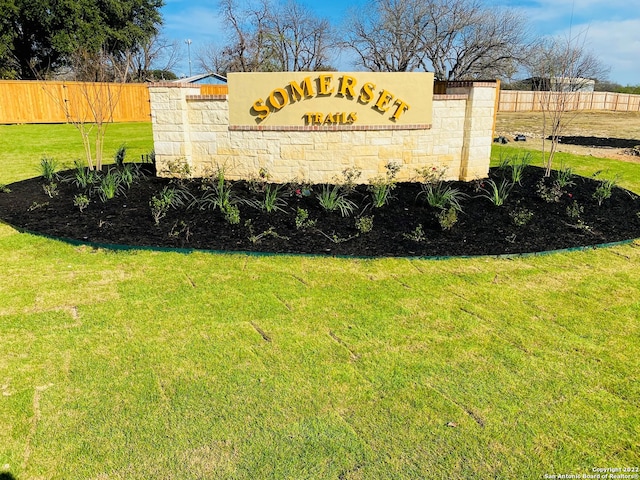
(495, 111, 640, 163)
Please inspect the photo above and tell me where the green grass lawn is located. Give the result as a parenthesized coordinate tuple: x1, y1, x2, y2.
(0, 122, 153, 184)
(0, 126, 639, 479)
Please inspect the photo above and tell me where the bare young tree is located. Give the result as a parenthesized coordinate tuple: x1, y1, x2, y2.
(37, 48, 125, 170)
(199, 0, 334, 73)
(527, 33, 610, 176)
(345, 0, 530, 79)
(65, 49, 125, 170)
(130, 34, 181, 81)
(265, 0, 333, 71)
(344, 0, 428, 72)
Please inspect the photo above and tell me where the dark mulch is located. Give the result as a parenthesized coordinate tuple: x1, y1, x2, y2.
(1, 165, 640, 257)
(555, 136, 640, 149)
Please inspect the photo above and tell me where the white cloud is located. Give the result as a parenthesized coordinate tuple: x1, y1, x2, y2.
(573, 19, 640, 84)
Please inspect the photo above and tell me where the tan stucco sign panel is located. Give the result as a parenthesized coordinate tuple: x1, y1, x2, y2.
(228, 72, 434, 127)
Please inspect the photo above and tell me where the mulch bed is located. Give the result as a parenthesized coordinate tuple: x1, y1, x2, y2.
(1, 165, 640, 257)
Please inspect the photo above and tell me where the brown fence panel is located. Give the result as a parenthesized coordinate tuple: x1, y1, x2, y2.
(498, 89, 640, 112)
(200, 84, 228, 95)
(0, 80, 151, 124)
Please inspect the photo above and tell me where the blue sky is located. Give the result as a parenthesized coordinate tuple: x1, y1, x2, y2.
(161, 0, 640, 85)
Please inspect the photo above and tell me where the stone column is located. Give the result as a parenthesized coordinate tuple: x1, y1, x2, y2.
(148, 83, 200, 176)
(447, 82, 498, 181)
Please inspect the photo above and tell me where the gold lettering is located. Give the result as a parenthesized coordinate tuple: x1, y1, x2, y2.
(358, 82, 375, 103)
(268, 88, 289, 110)
(304, 112, 315, 125)
(314, 113, 323, 123)
(289, 77, 314, 102)
(323, 113, 336, 124)
(347, 112, 357, 124)
(318, 74, 334, 95)
(374, 89, 394, 113)
(252, 99, 270, 120)
(391, 99, 410, 120)
(338, 75, 357, 98)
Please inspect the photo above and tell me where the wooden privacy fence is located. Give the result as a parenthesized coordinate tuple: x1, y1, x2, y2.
(498, 90, 640, 112)
(0, 80, 152, 124)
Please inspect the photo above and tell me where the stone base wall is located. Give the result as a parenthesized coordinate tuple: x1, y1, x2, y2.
(149, 81, 497, 184)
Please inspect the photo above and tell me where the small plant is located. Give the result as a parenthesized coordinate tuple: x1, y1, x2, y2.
(0, 183, 11, 193)
(573, 220, 593, 232)
(194, 168, 237, 214)
(114, 144, 127, 168)
(592, 175, 618, 206)
(479, 178, 513, 206)
(39, 156, 58, 181)
(223, 204, 241, 225)
(497, 155, 511, 171)
(28, 201, 49, 211)
(73, 193, 90, 212)
(247, 168, 272, 193)
(556, 163, 575, 188)
(262, 184, 288, 213)
(436, 207, 458, 230)
(141, 149, 155, 165)
(117, 163, 139, 190)
(509, 153, 532, 185)
(566, 200, 584, 220)
(416, 165, 465, 212)
(169, 220, 192, 243)
(164, 158, 191, 182)
(403, 224, 426, 243)
(338, 167, 362, 193)
(355, 215, 374, 234)
(317, 185, 356, 217)
(43, 182, 58, 198)
(97, 170, 125, 202)
(510, 205, 534, 226)
(69, 159, 100, 191)
(471, 178, 485, 193)
(245, 221, 289, 244)
(368, 161, 400, 208)
(536, 178, 563, 203)
(149, 185, 189, 225)
(415, 165, 447, 184)
(295, 208, 316, 230)
(418, 183, 465, 211)
(317, 230, 358, 244)
(289, 178, 313, 198)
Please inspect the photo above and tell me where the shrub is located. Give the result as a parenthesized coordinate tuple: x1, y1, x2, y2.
(510, 205, 534, 226)
(436, 207, 458, 230)
(73, 194, 90, 213)
(403, 224, 426, 243)
(43, 182, 58, 198)
(295, 208, 316, 230)
(355, 215, 374, 234)
(536, 178, 563, 203)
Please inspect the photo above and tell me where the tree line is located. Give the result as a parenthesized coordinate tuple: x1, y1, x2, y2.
(0, 0, 616, 86)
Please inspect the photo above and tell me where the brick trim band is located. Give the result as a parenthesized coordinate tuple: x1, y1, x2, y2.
(228, 124, 432, 132)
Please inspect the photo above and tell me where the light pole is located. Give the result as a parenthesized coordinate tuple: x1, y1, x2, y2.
(185, 39, 192, 77)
